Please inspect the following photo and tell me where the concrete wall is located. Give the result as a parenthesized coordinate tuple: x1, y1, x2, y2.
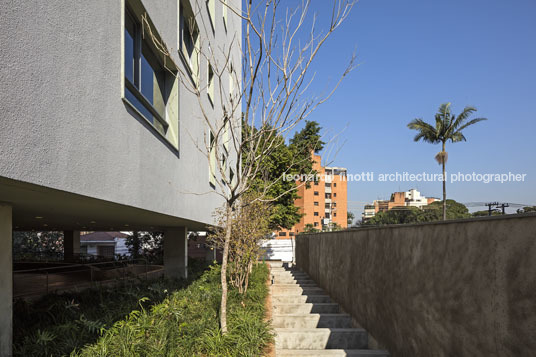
(296, 214, 536, 357)
(0, 0, 241, 227)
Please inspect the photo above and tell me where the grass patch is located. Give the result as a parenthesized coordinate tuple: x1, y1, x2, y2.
(74, 262, 272, 356)
(13, 259, 209, 357)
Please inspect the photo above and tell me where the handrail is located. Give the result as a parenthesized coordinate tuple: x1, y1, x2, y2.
(13, 258, 148, 274)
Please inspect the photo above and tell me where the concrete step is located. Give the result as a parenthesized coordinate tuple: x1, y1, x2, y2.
(272, 313, 353, 328)
(272, 277, 316, 284)
(272, 280, 318, 288)
(273, 303, 340, 314)
(272, 273, 311, 279)
(274, 328, 368, 350)
(271, 269, 308, 274)
(272, 285, 324, 295)
(275, 349, 389, 356)
(267, 261, 284, 268)
(272, 294, 332, 304)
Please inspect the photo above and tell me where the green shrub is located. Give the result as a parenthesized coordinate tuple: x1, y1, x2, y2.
(74, 262, 272, 357)
(13, 259, 210, 357)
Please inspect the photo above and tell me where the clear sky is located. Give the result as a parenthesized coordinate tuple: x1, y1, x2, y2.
(291, 0, 536, 218)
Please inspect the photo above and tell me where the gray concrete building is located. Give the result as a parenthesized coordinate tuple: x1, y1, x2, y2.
(0, 0, 241, 354)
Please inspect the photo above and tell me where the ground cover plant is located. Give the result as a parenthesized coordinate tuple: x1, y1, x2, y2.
(74, 262, 271, 356)
(13, 259, 209, 356)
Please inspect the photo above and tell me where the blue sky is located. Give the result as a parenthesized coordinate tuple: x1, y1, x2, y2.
(289, 0, 536, 217)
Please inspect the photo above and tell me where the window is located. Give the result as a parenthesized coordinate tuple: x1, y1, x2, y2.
(325, 203, 330, 209)
(208, 63, 214, 104)
(314, 212, 319, 216)
(325, 183, 331, 187)
(279, 232, 287, 237)
(334, 193, 337, 198)
(325, 193, 332, 199)
(325, 213, 331, 219)
(314, 202, 319, 206)
(222, 0, 228, 30)
(334, 183, 337, 187)
(223, 117, 230, 151)
(333, 202, 337, 207)
(334, 212, 337, 217)
(314, 181, 319, 186)
(314, 191, 319, 196)
(180, 2, 200, 84)
(124, 7, 171, 136)
(228, 63, 234, 100)
(206, 0, 215, 31)
(209, 131, 216, 187)
(314, 222, 319, 227)
(289, 232, 295, 236)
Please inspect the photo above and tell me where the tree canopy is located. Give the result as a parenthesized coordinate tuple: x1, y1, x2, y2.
(361, 200, 471, 226)
(245, 120, 325, 230)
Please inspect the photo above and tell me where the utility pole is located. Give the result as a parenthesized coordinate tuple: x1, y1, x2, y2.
(485, 202, 509, 216)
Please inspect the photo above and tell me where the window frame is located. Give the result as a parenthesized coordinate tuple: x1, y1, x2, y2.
(207, 62, 215, 105)
(179, 2, 200, 85)
(206, 0, 216, 32)
(124, 7, 169, 133)
(222, 0, 228, 31)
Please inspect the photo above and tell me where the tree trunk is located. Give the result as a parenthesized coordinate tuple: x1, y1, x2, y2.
(220, 202, 233, 334)
(442, 142, 447, 221)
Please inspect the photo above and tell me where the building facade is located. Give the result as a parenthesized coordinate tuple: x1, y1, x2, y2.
(0, 1, 241, 354)
(277, 153, 348, 238)
(362, 189, 439, 221)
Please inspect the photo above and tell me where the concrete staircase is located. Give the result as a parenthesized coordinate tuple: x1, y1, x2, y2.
(268, 261, 389, 357)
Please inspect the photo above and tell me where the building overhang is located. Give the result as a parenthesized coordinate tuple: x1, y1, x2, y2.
(1, 177, 208, 231)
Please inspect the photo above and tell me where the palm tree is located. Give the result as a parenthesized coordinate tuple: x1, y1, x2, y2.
(408, 103, 487, 220)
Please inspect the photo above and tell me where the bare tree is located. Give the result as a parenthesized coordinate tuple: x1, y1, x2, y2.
(144, 0, 356, 333)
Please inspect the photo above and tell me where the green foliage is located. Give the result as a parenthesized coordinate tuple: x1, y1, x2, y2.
(74, 263, 272, 357)
(290, 120, 325, 154)
(472, 210, 501, 217)
(518, 206, 536, 214)
(362, 200, 471, 226)
(302, 223, 319, 233)
(13, 259, 210, 357)
(407, 103, 487, 146)
(244, 120, 326, 230)
(347, 211, 355, 226)
(125, 232, 164, 264)
(13, 231, 64, 261)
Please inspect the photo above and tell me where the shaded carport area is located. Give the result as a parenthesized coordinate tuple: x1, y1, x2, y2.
(0, 177, 210, 356)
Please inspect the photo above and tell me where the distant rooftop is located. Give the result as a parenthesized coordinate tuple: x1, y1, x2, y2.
(80, 231, 128, 242)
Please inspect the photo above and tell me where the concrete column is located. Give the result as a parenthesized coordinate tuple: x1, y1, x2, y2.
(0, 204, 12, 356)
(205, 246, 216, 262)
(63, 230, 80, 261)
(164, 227, 188, 279)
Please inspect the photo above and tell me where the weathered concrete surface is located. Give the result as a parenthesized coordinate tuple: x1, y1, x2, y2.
(296, 214, 536, 357)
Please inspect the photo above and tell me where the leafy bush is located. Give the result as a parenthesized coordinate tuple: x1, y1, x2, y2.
(74, 262, 272, 356)
(13, 259, 210, 357)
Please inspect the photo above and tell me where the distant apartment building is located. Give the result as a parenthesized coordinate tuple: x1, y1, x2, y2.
(362, 189, 439, 221)
(277, 153, 348, 238)
(0, 1, 241, 353)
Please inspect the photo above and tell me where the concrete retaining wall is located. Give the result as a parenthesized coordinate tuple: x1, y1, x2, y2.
(296, 214, 536, 357)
